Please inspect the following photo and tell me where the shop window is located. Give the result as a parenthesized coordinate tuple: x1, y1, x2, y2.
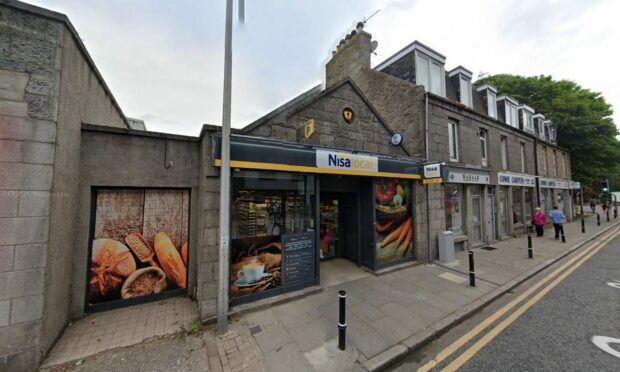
(374, 179, 413, 266)
(512, 187, 523, 224)
(230, 171, 315, 300)
(524, 188, 532, 223)
(445, 184, 463, 235)
(471, 186, 483, 243)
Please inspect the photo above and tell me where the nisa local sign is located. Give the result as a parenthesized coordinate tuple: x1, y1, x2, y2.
(498, 172, 536, 187)
(316, 150, 378, 172)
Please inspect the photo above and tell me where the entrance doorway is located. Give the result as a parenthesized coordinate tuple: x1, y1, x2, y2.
(486, 187, 496, 241)
(319, 192, 359, 262)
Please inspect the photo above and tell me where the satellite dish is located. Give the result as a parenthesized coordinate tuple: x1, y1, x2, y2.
(371, 40, 379, 52)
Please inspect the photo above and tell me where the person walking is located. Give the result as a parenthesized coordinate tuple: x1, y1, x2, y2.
(548, 205, 565, 240)
(532, 207, 547, 237)
(590, 197, 597, 213)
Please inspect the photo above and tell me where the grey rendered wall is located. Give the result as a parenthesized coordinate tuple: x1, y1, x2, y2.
(41, 19, 128, 357)
(72, 128, 201, 319)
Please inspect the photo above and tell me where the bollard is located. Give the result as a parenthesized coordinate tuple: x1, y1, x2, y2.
(468, 251, 476, 287)
(597, 213, 601, 226)
(607, 210, 610, 222)
(338, 290, 346, 351)
(581, 218, 585, 234)
(615, 208, 618, 219)
(527, 228, 533, 259)
(561, 227, 566, 243)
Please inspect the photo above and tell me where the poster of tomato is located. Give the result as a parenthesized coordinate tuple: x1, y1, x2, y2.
(89, 189, 189, 308)
(374, 179, 413, 264)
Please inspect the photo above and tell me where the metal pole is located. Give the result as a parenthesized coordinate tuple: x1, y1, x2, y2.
(597, 213, 601, 226)
(217, 0, 233, 335)
(527, 226, 533, 259)
(607, 209, 610, 222)
(581, 218, 585, 233)
(468, 251, 476, 287)
(561, 226, 566, 243)
(338, 290, 347, 350)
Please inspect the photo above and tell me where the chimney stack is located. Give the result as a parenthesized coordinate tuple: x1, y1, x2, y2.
(325, 22, 373, 88)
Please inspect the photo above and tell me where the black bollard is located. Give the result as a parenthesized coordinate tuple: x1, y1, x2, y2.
(338, 290, 346, 351)
(615, 208, 618, 219)
(527, 228, 533, 259)
(581, 218, 585, 234)
(597, 213, 601, 226)
(561, 227, 566, 243)
(468, 251, 476, 287)
(607, 210, 610, 222)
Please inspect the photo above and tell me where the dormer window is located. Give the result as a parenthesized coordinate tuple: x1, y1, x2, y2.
(497, 95, 519, 128)
(415, 52, 445, 96)
(518, 105, 535, 134)
(533, 114, 546, 140)
(549, 123, 557, 143)
(476, 84, 497, 119)
(449, 66, 473, 108)
(543, 120, 551, 141)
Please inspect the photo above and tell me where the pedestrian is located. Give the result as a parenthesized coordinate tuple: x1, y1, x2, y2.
(548, 205, 565, 240)
(532, 207, 547, 237)
(590, 197, 597, 213)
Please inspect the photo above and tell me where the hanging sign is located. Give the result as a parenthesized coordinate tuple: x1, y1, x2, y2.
(389, 132, 403, 146)
(423, 163, 441, 179)
(498, 172, 536, 187)
(316, 150, 378, 172)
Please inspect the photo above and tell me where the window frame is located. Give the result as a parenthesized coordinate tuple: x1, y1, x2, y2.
(520, 142, 526, 173)
(415, 51, 445, 97)
(500, 136, 508, 170)
(448, 121, 459, 162)
(460, 77, 472, 107)
(479, 128, 488, 166)
(487, 91, 497, 119)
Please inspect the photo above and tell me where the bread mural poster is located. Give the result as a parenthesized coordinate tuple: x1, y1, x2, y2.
(89, 189, 189, 307)
(374, 179, 413, 264)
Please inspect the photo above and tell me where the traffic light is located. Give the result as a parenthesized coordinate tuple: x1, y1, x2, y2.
(601, 180, 610, 193)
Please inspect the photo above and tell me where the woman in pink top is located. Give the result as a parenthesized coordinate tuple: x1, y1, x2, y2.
(532, 207, 547, 237)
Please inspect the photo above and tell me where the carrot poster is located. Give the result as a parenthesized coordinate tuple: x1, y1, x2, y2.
(374, 179, 413, 264)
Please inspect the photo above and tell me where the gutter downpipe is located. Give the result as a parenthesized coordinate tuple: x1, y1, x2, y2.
(425, 93, 432, 264)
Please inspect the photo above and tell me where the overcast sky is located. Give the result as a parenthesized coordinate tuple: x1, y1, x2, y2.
(29, 0, 620, 136)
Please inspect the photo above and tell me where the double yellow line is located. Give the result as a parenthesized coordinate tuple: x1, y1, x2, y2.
(419, 226, 620, 372)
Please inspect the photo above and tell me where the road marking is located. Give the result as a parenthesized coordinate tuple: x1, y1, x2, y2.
(592, 336, 620, 358)
(417, 226, 620, 372)
(606, 281, 620, 289)
(442, 232, 614, 371)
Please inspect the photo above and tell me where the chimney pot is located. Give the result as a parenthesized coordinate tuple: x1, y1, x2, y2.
(356, 21, 364, 32)
(351, 30, 357, 36)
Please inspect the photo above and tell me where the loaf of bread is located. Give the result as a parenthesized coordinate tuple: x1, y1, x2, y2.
(154, 232, 187, 288)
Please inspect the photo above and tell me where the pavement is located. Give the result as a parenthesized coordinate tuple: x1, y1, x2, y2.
(41, 211, 620, 372)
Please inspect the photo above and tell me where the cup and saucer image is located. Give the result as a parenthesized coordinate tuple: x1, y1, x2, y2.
(234, 262, 272, 287)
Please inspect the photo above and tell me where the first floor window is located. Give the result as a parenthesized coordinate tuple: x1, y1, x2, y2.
(480, 129, 488, 166)
(449, 122, 459, 161)
(501, 136, 508, 170)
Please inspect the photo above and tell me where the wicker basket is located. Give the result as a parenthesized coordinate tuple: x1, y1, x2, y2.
(376, 204, 408, 224)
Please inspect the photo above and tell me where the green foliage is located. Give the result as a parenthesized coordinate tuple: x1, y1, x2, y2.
(185, 319, 204, 335)
(476, 74, 620, 194)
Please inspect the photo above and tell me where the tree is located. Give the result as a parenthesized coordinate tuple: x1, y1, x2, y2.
(476, 74, 620, 194)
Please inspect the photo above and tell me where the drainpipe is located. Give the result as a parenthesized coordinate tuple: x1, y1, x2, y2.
(425, 93, 432, 263)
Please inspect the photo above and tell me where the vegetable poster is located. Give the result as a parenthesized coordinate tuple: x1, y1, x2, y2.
(374, 179, 413, 264)
(89, 189, 189, 307)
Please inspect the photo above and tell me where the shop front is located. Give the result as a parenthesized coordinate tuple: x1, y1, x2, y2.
(216, 136, 423, 304)
(539, 177, 571, 221)
(443, 166, 491, 248)
(569, 181, 582, 218)
(498, 172, 536, 235)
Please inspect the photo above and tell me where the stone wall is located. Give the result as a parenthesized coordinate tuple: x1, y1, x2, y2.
(246, 82, 407, 157)
(0, 2, 127, 370)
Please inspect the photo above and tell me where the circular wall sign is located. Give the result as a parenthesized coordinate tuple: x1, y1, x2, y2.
(342, 107, 355, 124)
(389, 132, 404, 146)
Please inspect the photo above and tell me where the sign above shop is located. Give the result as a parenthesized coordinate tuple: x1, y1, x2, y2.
(342, 107, 355, 124)
(389, 132, 403, 146)
(316, 150, 378, 173)
(304, 119, 315, 139)
(539, 177, 569, 189)
(570, 181, 581, 190)
(423, 163, 441, 179)
(446, 168, 490, 184)
(498, 172, 536, 187)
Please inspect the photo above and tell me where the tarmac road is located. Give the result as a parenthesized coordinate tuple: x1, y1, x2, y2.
(391, 231, 620, 371)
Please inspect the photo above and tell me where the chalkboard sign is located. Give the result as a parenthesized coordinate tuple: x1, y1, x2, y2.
(282, 232, 315, 287)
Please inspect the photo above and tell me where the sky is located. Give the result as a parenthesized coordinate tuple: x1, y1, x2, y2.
(27, 0, 620, 136)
